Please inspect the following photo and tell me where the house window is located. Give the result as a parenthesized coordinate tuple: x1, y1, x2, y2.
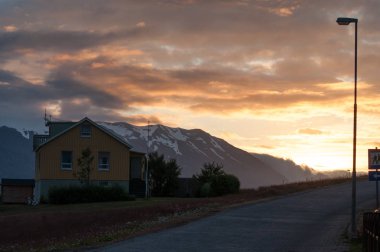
(61, 151, 73, 170)
(80, 124, 91, 137)
(98, 152, 110, 170)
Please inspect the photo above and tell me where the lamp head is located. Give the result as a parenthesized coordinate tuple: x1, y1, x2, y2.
(337, 17, 358, 25)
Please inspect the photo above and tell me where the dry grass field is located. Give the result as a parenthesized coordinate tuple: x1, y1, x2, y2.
(0, 178, 354, 251)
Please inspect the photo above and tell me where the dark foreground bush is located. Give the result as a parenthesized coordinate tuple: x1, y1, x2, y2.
(193, 162, 240, 197)
(196, 174, 240, 197)
(210, 174, 240, 196)
(48, 185, 135, 204)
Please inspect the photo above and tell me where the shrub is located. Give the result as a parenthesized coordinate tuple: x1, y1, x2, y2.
(76, 147, 94, 185)
(193, 162, 225, 185)
(48, 185, 135, 204)
(200, 182, 211, 197)
(148, 152, 181, 197)
(193, 162, 240, 197)
(210, 174, 240, 196)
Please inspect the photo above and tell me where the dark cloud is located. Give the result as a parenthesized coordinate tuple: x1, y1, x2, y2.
(0, 31, 105, 51)
(47, 78, 123, 109)
(112, 115, 162, 126)
(0, 27, 152, 53)
(1, 0, 380, 128)
(0, 69, 123, 108)
(0, 69, 127, 124)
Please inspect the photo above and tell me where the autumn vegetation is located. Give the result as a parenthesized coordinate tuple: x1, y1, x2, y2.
(0, 177, 353, 252)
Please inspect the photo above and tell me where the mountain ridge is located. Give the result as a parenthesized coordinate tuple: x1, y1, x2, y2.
(99, 121, 314, 188)
(0, 121, 331, 188)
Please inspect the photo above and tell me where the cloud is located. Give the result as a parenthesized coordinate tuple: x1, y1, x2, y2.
(3, 25, 17, 32)
(136, 22, 146, 28)
(261, 1, 301, 17)
(0, 69, 126, 122)
(366, 142, 380, 148)
(257, 145, 276, 150)
(297, 128, 324, 135)
(0, 28, 149, 53)
(0, 0, 379, 130)
(112, 115, 162, 126)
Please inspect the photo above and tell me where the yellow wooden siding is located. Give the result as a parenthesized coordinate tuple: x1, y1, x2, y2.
(36, 124, 130, 181)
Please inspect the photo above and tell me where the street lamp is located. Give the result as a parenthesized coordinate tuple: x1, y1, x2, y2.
(145, 121, 150, 199)
(336, 17, 358, 237)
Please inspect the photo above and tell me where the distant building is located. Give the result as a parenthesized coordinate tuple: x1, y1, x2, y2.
(1, 179, 35, 204)
(33, 117, 146, 201)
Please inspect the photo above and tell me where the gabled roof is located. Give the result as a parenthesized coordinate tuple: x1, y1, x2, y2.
(35, 117, 133, 151)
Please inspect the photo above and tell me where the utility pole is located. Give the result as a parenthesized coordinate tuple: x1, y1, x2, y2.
(145, 121, 150, 199)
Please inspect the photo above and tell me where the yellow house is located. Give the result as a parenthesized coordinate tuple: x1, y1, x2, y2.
(33, 117, 146, 201)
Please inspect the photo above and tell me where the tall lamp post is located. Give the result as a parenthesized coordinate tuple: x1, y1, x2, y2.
(336, 17, 358, 236)
(145, 121, 150, 199)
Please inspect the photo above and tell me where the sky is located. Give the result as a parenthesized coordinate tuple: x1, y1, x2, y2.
(1, 0, 380, 172)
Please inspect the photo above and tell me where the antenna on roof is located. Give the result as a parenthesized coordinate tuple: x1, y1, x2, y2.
(44, 109, 51, 126)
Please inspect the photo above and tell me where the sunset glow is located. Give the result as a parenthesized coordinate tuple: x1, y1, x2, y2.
(1, 1, 380, 172)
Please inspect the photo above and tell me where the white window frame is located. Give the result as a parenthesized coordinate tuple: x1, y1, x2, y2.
(98, 152, 110, 171)
(80, 124, 91, 138)
(61, 151, 73, 170)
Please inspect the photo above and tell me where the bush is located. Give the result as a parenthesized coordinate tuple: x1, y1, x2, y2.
(193, 162, 240, 197)
(200, 182, 211, 197)
(210, 174, 240, 196)
(148, 152, 181, 197)
(48, 185, 135, 204)
(193, 162, 225, 185)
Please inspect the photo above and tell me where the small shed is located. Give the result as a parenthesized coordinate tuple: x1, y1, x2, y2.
(1, 179, 35, 204)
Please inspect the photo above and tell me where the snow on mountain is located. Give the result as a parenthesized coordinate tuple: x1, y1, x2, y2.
(99, 122, 289, 188)
(0, 121, 327, 189)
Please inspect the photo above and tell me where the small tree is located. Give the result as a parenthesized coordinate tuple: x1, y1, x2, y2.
(193, 162, 240, 197)
(148, 152, 181, 196)
(193, 162, 225, 184)
(77, 147, 94, 185)
(163, 159, 181, 196)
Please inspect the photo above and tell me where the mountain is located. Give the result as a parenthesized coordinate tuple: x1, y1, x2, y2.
(99, 122, 311, 188)
(251, 153, 316, 183)
(0, 122, 322, 189)
(0, 126, 34, 179)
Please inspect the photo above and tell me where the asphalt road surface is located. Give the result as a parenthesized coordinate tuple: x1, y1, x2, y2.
(90, 180, 376, 252)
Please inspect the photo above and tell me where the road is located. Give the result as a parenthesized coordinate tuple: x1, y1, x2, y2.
(89, 180, 376, 252)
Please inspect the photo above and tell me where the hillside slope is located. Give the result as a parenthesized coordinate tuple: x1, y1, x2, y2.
(100, 122, 287, 188)
(0, 122, 320, 189)
(0, 126, 34, 179)
(252, 153, 316, 183)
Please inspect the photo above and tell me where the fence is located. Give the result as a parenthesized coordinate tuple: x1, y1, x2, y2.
(363, 211, 380, 251)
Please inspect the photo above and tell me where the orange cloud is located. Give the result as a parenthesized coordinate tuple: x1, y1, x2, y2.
(3, 0, 380, 173)
(297, 128, 324, 135)
(3, 25, 17, 32)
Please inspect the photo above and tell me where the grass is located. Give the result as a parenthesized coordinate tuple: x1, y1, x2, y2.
(349, 240, 362, 252)
(0, 197, 184, 215)
(0, 177, 355, 252)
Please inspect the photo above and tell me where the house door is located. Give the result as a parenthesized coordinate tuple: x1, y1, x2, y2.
(129, 157, 145, 197)
(130, 157, 142, 179)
